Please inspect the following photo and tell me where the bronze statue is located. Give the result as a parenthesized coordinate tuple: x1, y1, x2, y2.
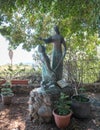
(39, 26, 66, 81)
(38, 45, 56, 88)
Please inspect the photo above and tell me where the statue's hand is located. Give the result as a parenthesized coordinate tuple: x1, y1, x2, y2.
(38, 37, 43, 40)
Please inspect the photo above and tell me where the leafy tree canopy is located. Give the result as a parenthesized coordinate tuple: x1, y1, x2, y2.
(0, 0, 100, 57)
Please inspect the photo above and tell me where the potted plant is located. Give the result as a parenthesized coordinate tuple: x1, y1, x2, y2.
(70, 72, 91, 118)
(0, 65, 24, 105)
(71, 94, 90, 118)
(1, 81, 14, 105)
(53, 92, 72, 129)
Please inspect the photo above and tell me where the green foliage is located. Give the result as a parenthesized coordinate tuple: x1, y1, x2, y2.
(55, 93, 71, 115)
(80, 59, 100, 83)
(64, 57, 100, 95)
(0, 64, 36, 80)
(2, 81, 11, 87)
(0, 0, 99, 57)
(78, 87, 86, 94)
(0, 65, 25, 82)
(73, 95, 89, 102)
(64, 55, 100, 84)
(1, 87, 14, 96)
(0, 64, 34, 95)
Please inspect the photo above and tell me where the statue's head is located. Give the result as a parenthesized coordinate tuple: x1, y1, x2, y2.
(54, 25, 60, 34)
(38, 45, 45, 53)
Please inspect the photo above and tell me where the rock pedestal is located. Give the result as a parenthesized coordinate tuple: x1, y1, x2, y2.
(28, 87, 52, 123)
(28, 85, 73, 123)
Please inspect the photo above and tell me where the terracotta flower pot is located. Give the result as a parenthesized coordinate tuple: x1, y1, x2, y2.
(11, 80, 29, 85)
(53, 109, 72, 128)
(0, 80, 29, 85)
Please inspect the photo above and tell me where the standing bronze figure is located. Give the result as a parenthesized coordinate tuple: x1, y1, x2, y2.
(39, 26, 66, 81)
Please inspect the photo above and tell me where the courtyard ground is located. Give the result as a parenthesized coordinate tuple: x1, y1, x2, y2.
(0, 92, 100, 130)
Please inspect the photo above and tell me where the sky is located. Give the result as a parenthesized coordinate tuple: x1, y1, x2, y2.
(0, 34, 34, 65)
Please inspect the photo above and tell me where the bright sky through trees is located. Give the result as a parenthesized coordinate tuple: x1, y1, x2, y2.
(0, 34, 33, 65)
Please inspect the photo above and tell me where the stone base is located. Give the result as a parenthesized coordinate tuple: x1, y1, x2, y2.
(28, 85, 73, 123)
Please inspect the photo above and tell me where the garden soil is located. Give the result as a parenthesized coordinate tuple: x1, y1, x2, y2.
(0, 92, 100, 130)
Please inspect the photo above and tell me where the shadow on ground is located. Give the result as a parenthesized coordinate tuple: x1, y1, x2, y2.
(0, 92, 100, 130)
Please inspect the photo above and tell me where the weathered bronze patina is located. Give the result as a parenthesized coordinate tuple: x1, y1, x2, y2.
(39, 26, 66, 82)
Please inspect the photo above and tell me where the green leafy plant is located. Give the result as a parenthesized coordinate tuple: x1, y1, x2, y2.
(1, 81, 14, 96)
(1, 87, 13, 96)
(0, 65, 25, 82)
(72, 95, 89, 102)
(0, 65, 25, 96)
(55, 93, 71, 115)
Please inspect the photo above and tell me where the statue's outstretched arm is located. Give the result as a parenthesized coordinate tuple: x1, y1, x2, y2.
(39, 37, 53, 44)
